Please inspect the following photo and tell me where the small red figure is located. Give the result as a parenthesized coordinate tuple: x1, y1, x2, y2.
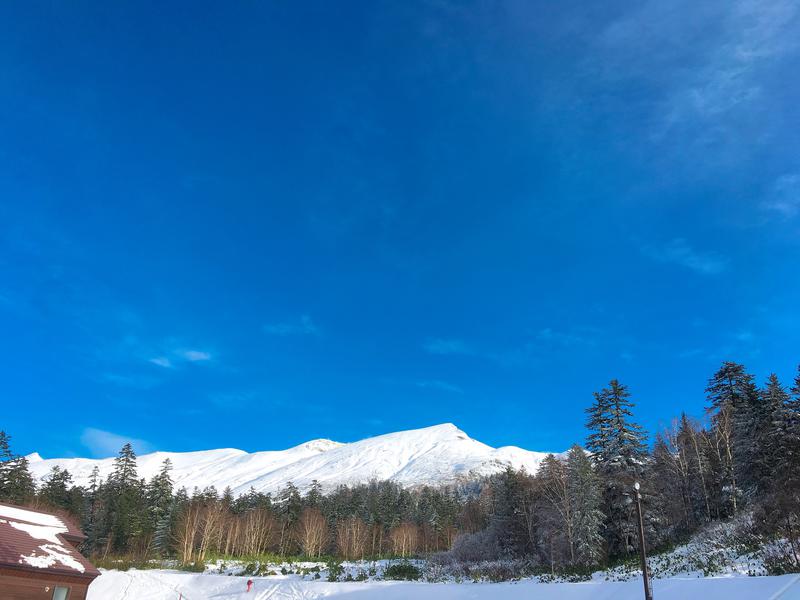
(247, 579, 254, 592)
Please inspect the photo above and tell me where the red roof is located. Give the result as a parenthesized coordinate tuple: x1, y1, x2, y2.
(0, 502, 100, 580)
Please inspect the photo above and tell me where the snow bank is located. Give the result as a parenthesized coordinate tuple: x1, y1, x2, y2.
(87, 569, 800, 600)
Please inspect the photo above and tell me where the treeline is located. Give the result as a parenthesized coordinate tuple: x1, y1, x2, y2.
(1, 360, 799, 572)
(447, 362, 800, 571)
(0, 433, 462, 561)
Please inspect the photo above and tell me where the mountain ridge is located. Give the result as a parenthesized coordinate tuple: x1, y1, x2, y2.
(27, 423, 556, 496)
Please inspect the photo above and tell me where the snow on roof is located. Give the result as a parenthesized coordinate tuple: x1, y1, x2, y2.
(0, 503, 65, 528)
(0, 503, 99, 578)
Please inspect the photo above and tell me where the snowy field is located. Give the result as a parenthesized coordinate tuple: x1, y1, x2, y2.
(87, 569, 800, 599)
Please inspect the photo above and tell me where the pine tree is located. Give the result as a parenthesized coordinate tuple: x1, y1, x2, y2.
(221, 486, 234, 510)
(487, 467, 535, 557)
(83, 466, 103, 554)
(106, 443, 146, 553)
(145, 459, 174, 550)
(0, 431, 36, 503)
(276, 482, 303, 554)
(757, 374, 790, 493)
(305, 480, 323, 508)
(585, 379, 648, 558)
(111, 443, 139, 487)
(0, 431, 12, 463)
(706, 362, 762, 511)
(786, 367, 800, 490)
(40, 466, 74, 510)
(758, 367, 800, 567)
(566, 445, 604, 566)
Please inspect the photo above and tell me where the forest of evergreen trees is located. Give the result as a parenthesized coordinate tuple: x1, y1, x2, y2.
(1, 360, 799, 573)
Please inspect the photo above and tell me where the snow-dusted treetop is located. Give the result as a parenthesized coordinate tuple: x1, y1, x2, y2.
(28, 424, 556, 496)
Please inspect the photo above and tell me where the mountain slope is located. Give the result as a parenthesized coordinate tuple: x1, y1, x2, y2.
(27, 424, 554, 496)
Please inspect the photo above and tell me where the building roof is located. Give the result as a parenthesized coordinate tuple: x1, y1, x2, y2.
(0, 502, 100, 580)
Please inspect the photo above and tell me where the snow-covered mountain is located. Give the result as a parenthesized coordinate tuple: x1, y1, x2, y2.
(27, 424, 555, 496)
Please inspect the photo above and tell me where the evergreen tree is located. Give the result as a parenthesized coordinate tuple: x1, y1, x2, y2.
(0, 431, 36, 503)
(566, 445, 604, 566)
(305, 480, 323, 508)
(39, 465, 74, 510)
(106, 443, 146, 552)
(705, 362, 758, 512)
(0, 431, 12, 463)
(585, 379, 648, 558)
(83, 466, 103, 554)
(145, 459, 174, 548)
(785, 367, 800, 491)
(221, 486, 234, 509)
(487, 467, 535, 557)
(757, 374, 791, 494)
(765, 365, 800, 565)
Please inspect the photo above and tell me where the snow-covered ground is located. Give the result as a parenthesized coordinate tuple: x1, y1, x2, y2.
(87, 568, 800, 599)
(28, 424, 556, 495)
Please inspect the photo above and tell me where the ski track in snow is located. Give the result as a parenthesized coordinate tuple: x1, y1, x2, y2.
(87, 570, 800, 600)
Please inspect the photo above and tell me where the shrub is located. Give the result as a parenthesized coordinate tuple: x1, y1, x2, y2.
(327, 559, 344, 582)
(467, 560, 525, 582)
(448, 529, 501, 562)
(177, 561, 206, 573)
(384, 562, 421, 580)
(762, 543, 800, 575)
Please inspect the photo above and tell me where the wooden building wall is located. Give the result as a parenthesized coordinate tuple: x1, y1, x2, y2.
(0, 570, 91, 600)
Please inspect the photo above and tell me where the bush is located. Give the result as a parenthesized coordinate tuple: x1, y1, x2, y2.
(448, 529, 501, 562)
(177, 561, 206, 573)
(326, 559, 344, 582)
(384, 562, 421, 580)
(762, 543, 800, 575)
(466, 560, 532, 582)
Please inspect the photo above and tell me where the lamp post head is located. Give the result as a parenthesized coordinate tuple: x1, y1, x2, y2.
(634, 481, 640, 491)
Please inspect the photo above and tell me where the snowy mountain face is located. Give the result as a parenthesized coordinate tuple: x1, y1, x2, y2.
(27, 424, 555, 497)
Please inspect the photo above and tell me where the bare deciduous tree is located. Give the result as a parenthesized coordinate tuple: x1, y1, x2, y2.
(336, 516, 368, 560)
(296, 507, 329, 558)
(389, 522, 418, 557)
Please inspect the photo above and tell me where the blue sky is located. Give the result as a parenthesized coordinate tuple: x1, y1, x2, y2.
(2, 1, 799, 459)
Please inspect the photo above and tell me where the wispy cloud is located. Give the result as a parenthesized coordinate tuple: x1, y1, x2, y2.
(593, 0, 799, 164)
(180, 349, 211, 362)
(642, 238, 728, 274)
(148, 348, 213, 368)
(263, 315, 320, 336)
(763, 173, 800, 218)
(423, 338, 473, 356)
(415, 380, 464, 394)
(80, 427, 153, 458)
(149, 356, 173, 368)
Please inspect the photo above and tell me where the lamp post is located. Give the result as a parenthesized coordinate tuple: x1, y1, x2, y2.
(633, 481, 653, 600)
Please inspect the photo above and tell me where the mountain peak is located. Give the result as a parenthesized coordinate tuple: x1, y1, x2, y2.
(296, 439, 342, 453)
